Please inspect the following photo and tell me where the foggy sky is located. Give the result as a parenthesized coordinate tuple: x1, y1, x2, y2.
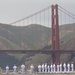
(0, 0, 75, 24)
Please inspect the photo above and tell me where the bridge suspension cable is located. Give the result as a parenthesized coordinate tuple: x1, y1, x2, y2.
(58, 5, 75, 50)
(10, 5, 51, 27)
(58, 5, 75, 17)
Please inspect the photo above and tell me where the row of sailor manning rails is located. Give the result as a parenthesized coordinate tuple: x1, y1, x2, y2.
(5, 62, 74, 74)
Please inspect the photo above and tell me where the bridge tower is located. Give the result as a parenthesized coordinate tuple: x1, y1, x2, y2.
(51, 4, 60, 64)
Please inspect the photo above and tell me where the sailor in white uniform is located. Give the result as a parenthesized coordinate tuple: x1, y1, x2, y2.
(21, 64, 25, 73)
(44, 63, 47, 73)
(50, 63, 53, 73)
(38, 65, 42, 73)
(30, 64, 34, 73)
(47, 65, 50, 73)
(59, 63, 62, 73)
(53, 64, 56, 73)
(42, 64, 45, 73)
(67, 63, 70, 73)
(71, 62, 74, 72)
(6, 65, 9, 74)
(63, 62, 66, 73)
(13, 65, 17, 74)
(57, 63, 60, 73)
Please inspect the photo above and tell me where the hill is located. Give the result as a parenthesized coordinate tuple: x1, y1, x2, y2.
(0, 23, 75, 69)
(59, 23, 75, 44)
(0, 23, 51, 50)
(0, 23, 51, 69)
(0, 23, 74, 50)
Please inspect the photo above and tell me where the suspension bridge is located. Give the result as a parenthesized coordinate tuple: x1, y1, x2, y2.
(0, 4, 75, 65)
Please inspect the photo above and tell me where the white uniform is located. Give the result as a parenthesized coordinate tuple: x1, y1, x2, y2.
(21, 64, 25, 73)
(71, 63, 74, 72)
(67, 63, 70, 72)
(13, 65, 17, 74)
(50, 64, 53, 73)
(47, 65, 50, 73)
(38, 65, 42, 73)
(53, 64, 56, 72)
(57, 64, 60, 73)
(63, 63, 66, 72)
(30, 64, 34, 73)
(42, 64, 44, 73)
(6, 66, 9, 74)
(60, 63, 62, 72)
(44, 63, 47, 73)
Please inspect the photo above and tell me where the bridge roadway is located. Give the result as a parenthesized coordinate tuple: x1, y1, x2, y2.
(0, 50, 75, 54)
